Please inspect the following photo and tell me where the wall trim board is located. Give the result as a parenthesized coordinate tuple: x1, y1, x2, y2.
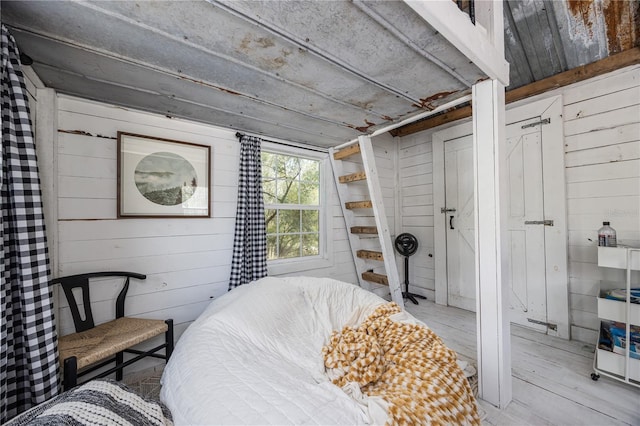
(391, 48, 640, 137)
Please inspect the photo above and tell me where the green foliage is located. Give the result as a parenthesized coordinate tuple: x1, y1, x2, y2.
(301, 210, 319, 233)
(262, 152, 320, 260)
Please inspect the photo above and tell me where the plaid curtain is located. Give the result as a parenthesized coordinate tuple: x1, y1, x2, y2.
(229, 135, 267, 289)
(1, 25, 59, 422)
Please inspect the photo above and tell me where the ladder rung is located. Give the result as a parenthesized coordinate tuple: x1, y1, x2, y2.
(351, 226, 378, 235)
(345, 200, 372, 209)
(362, 271, 388, 286)
(339, 171, 366, 183)
(357, 250, 383, 261)
(333, 144, 361, 160)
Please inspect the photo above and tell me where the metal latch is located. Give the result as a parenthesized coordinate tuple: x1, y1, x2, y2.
(527, 318, 557, 331)
(440, 207, 457, 213)
(524, 220, 554, 226)
(521, 118, 550, 129)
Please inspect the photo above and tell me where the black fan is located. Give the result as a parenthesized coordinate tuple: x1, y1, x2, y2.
(394, 233, 426, 305)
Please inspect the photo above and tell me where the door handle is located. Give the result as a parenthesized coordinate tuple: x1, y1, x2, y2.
(449, 215, 455, 230)
(524, 220, 554, 226)
(441, 207, 457, 214)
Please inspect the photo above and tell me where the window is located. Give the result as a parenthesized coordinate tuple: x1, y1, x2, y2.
(262, 151, 321, 261)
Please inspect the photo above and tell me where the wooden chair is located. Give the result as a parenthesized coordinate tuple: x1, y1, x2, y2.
(52, 272, 174, 391)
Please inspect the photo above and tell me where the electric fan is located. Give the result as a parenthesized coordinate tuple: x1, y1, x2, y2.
(394, 233, 426, 305)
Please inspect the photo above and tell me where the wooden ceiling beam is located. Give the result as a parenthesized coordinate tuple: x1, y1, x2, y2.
(390, 47, 640, 138)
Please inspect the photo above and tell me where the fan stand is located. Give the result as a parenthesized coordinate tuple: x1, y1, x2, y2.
(394, 233, 426, 305)
(402, 255, 426, 305)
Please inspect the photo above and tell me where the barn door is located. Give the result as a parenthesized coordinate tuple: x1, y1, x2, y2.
(504, 118, 547, 332)
(433, 96, 568, 336)
(443, 134, 476, 311)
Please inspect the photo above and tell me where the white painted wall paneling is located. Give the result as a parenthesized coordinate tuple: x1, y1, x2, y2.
(561, 67, 640, 343)
(397, 65, 640, 344)
(53, 95, 356, 375)
(398, 131, 438, 300)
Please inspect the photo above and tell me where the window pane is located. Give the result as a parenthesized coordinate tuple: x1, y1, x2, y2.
(279, 180, 299, 204)
(267, 235, 278, 260)
(263, 178, 276, 204)
(279, 209, 300, 233)
(265, 209, 277, 234)
(275, 157, 284, 180)
(278, 234, 301, 259)
(261, 152, 276, 178)
(300, 159, 319, 183)
(302, 234, 319, 257)
(301, 210, 319, 233)
(300, 183, 319, 205)
(284, 156, 301, 179)
(262, 150, 322, 263)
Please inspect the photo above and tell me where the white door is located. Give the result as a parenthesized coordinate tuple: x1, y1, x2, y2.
(441, 122, 548, 328)
(434, 97, 567, 335)
(504, 120, 547, 332)
(444, 135, 476, 311)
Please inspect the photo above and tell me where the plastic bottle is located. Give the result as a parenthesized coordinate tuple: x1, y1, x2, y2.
(598, 222, 617, 247)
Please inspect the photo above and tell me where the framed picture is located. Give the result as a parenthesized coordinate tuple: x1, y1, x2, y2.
(117, 132, 211, 218)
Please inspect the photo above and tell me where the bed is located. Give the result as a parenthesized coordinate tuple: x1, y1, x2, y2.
(160, 276, 478, 425)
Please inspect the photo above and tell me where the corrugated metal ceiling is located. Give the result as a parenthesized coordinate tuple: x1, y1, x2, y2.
(504, 0, 638, 89)
(2, 0, 638, 147)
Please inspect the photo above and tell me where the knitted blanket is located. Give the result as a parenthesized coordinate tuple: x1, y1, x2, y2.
(4, 379, 173, 426)
(322, 303, 479, 425)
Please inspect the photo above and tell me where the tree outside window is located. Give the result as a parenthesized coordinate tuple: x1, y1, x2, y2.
(262, 151, 321, 260)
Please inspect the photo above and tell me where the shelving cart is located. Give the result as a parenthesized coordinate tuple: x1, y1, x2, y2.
(592, 245, 640, 388)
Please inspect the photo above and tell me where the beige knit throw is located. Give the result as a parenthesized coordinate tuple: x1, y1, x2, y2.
(322, 303, 480, 425)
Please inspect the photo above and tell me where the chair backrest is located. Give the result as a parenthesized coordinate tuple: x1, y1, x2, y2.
(50, 272, 146, 333)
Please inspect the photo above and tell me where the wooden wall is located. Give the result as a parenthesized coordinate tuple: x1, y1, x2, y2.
(397, 132, 436, 300)
(562, 66, 640, 343)
(43, 95, 357, 373)
(397, 65, 640, 343)
(29, 65, 638, 367)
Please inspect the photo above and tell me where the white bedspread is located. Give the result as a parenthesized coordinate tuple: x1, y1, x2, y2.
(160, 276, 394, 425)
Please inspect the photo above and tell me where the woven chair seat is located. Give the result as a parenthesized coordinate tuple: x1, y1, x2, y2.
(52, 272, 174, 390)
(59, 317, 168, 371)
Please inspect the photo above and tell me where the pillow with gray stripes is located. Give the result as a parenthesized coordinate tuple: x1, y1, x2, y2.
(5, 379, 172, 426)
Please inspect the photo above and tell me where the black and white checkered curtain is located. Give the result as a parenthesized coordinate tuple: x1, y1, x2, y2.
(229, 135, 267, 289)
(1, 25, 59, 422)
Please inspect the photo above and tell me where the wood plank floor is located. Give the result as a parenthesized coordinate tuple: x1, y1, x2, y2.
(405, 300, 640, 425)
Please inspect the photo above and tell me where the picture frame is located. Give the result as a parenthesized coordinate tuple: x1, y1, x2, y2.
(117, 132, 211, 218)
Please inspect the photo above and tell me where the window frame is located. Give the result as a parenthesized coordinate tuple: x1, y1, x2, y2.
(261, 142, 333, 275)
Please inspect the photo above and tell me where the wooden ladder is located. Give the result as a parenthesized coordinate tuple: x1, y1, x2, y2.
(330, 136, 404, 308)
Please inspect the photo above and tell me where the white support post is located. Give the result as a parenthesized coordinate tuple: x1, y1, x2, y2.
(431, 133, 447, 306)
(474, 0, 505, 59)
(404, 0, 509, 85)
(472, 79, 512, 408)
